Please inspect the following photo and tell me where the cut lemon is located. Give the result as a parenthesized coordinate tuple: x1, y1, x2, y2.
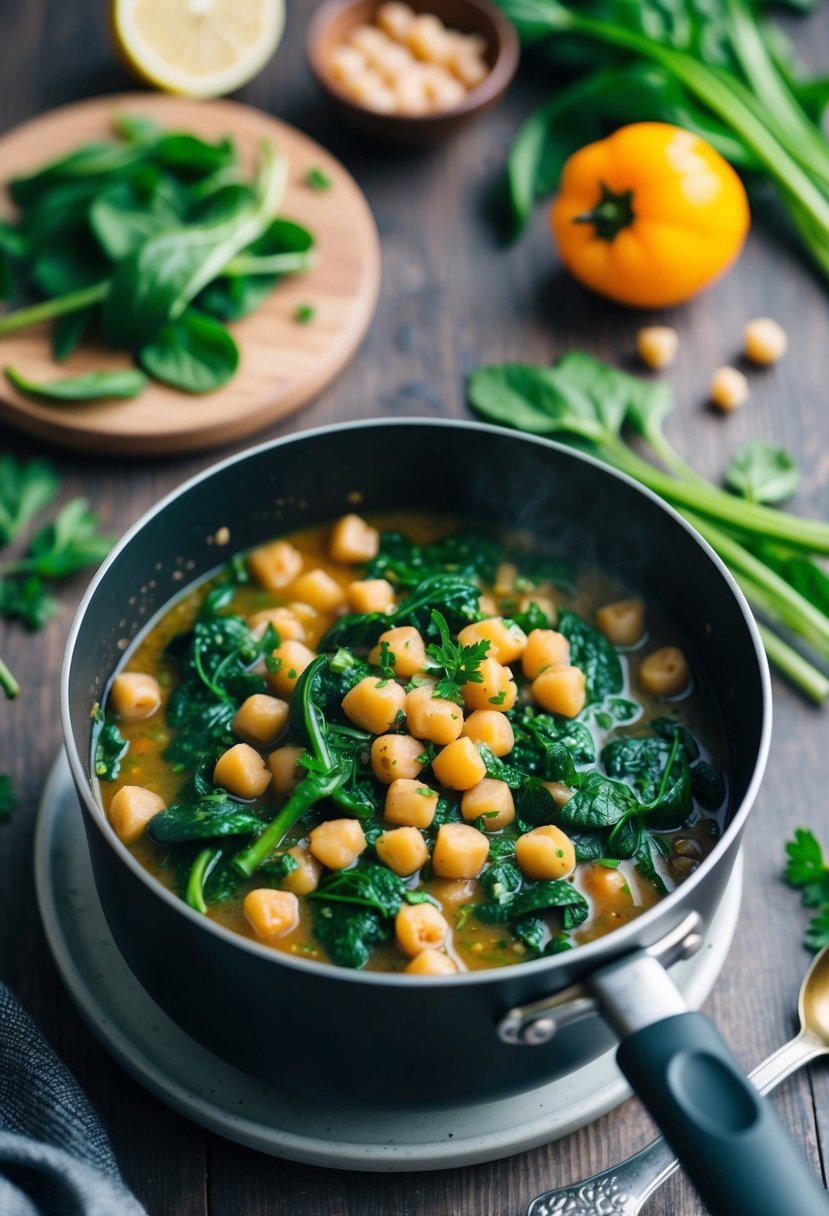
(113, 0, 285, 98)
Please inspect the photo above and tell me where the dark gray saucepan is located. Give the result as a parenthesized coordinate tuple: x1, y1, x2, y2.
(61, 419, 828, 1216)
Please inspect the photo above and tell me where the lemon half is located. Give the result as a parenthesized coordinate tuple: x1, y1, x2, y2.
(113, 0, 285, 98)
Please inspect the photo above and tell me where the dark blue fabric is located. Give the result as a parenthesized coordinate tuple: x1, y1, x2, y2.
(0, 983, 146, 1216)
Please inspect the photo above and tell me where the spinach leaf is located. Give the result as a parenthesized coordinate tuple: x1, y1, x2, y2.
(476, 878, 589, 929)
(5, 366, 148, 402)
(691, 761, 727, 810)
(9, 136, 157, 207)
(364, 529, 502, 588)
(320, 574, 483, 651)
(103, 142, 286, 348)
(52, 309, 94, 363)
(90, 179, 184, 261)
(311, 902, 389, 969)
(199, 218, 316, 321)
(94, 714, 128, 780)
(477, 743, 526, 789)
(149, 791, 264, 843)
(556, 770, 638, 829)
(558, 609, 623, 701)
(479, 860, 523, 904)
(651, 717, 700, 762)
(310, 863, 406, 916)
(138, 308, 238, 393)
(514, 777, 558, 827)
(724, 441, 801, 504)
(25, 498, 114, 578)
(602, 736, 692, 829)
(259, 851, 300, 881)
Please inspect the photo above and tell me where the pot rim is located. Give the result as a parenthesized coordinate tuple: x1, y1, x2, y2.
(60, 416, 773, 989)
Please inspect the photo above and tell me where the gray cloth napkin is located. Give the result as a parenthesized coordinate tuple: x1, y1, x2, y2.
(0, 983, 147, 1216)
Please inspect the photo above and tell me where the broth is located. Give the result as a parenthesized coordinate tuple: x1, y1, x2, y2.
(94, 513, 728, 974)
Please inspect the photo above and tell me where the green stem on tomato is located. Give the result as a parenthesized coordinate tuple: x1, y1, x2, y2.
(0, 281, 109, 338)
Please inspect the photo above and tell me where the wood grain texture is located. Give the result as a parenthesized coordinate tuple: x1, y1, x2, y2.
(0, 3, 827, 1216)
(0, 94, 380, 455)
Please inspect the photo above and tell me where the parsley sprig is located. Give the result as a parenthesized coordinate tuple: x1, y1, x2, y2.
(0, 455, 113, 699)
(785, 828, 829, 951)
(425, 610, 489, 706)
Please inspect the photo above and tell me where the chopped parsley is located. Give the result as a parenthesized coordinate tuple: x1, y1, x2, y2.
(425, 610, 489, 705)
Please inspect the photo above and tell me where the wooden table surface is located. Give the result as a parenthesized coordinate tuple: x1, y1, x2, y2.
(1, 4, 828, 1214)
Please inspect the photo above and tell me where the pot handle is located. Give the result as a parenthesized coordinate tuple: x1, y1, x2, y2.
(588, 952, 829, 1216)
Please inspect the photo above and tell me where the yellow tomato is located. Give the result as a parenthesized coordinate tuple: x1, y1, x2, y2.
(550, 123, 750, 308)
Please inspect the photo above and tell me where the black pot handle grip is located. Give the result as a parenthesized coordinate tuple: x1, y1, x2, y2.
(617, 1010, 829, 1216)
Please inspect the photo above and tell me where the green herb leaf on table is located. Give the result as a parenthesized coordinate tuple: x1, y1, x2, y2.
(724, 442, 801, 505)
(785, 829, 829, 951)
(5, 365, 148, 402)
(0, 455, 59, 545)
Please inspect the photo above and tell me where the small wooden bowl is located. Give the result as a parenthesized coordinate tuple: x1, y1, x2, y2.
(307, 0, 520, 146)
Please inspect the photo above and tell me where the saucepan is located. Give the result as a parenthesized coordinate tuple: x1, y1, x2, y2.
(60, 419, 828, 1216)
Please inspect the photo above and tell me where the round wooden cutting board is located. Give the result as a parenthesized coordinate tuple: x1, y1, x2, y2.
(0, 94, 380, 456)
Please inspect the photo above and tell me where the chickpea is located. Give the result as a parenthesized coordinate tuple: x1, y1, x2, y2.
(461, 657, 517, 713)
(515, 825, 576, 881)
(522, 629, 570, 680)
(289, 569, 345, 614)
(384, 778, 438, 829)
(376, 1, 415, 41)
(404, 949, 458, 975)
(328, 513, 380, 564)
(329, 43, 368, 85)
(744, 317, 787, 365)
(406, 13, 453, 65)
(279, 844, 322, 896)
(108, 785, 165, 845)
(457, 618, 527, 665)
(232, 694, 289, 747)
(541, 780, 574, 809)
(308, 818, 367, 870)
(405, 684, 464, 745)
(429, 877, 476, 909)
(639, 646, 690, 697)
(265, 640, 316, 699)
(375, 826, 429, 876)
(214, 743, 271, 799)
(395, 902, 450, 956)
(341, 676, 406, 734)
(432, 822, 489, 879)
(393, 67, 431, 115)
(247, 540, 303, 591)
(431, 737, 486, 790)
(248, 606, 306, 642)
(461, 709, 514, 758)
(710, 366, 749, 411)
(369, 626, 427, 679)
(449, 49, 488, 89)
(347, 578, 396, 615)
(460, 778, 515, 832)
(268, 746, 307, 796)
(636, 326, 679, 370)
(370, 733, 426, 783)
(581, 862, 630, 901)
(109, 671, 161, 721)
(243, 889, 299, 941)
(532, 666, 586, 718)
(595, 599, 645, 648)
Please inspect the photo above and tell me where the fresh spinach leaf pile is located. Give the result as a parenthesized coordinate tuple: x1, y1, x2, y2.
(96, 524, 728, 971)
(0, 113, 316, 397)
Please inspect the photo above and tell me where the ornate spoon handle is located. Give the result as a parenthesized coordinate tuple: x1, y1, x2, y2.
(526, 1031, 827, 1216)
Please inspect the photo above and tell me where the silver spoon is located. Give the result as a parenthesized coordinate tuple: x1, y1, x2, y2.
(527, 943, 829, 1216)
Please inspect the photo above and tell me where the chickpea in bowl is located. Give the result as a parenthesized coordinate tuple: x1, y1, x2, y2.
(307, 0, 520, 143)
